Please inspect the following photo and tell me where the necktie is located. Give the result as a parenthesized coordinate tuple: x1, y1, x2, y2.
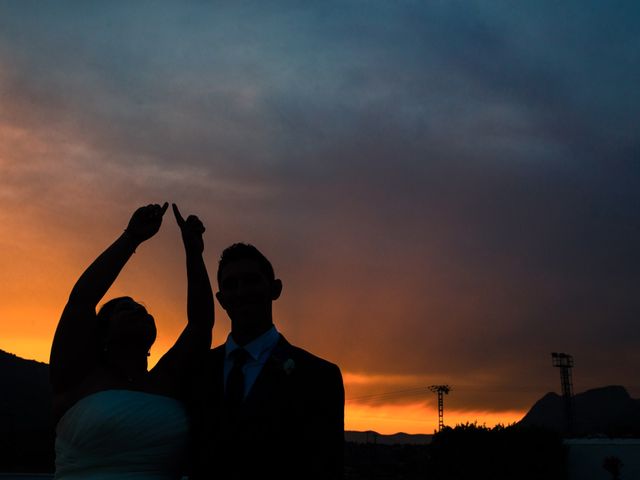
(226, 348, 250, 406)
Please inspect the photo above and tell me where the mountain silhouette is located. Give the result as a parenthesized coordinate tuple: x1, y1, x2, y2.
(519, 385, 640, 436)
(0, 349, 54, 472)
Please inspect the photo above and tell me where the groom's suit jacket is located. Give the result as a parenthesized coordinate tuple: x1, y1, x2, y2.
(189, 334, 344, 480)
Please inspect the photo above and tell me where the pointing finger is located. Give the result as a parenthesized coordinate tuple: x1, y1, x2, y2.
(161, 202, 169, 215)
(172, 203, 185, 227)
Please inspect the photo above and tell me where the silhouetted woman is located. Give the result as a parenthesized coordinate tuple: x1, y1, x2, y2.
(50, 203, 214, 479)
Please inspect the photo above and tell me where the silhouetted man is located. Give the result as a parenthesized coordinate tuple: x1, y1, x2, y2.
(190, 243, 344, 479)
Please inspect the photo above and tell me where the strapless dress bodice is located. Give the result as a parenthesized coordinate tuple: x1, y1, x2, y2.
(55, 389, 189, 479)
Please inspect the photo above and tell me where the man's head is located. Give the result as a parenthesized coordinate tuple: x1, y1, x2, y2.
(216, 243, 282, 343)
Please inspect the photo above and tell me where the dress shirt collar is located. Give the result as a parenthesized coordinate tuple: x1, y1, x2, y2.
(225, 325, 280, 362)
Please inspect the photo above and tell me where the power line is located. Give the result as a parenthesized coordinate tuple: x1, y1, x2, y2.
(346, 383, 640, 403)
(347, 386, 431, 402)
(346, 384, 552, 402)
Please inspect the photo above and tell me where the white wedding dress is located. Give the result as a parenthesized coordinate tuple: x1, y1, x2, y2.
(54, 390, 189, 480)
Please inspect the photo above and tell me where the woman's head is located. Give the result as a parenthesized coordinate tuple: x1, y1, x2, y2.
(97, 297, 157, 374)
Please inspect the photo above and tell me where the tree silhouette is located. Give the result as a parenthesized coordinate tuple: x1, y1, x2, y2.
(426, 422, 566, 480)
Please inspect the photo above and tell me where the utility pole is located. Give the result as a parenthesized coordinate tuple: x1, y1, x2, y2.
(429, 385, 451, 431)
(551, 352, 574, 434)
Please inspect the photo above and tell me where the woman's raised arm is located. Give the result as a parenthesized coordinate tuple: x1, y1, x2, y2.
(50, 203, 168, 392)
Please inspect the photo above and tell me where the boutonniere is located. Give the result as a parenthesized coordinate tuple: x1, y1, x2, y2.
(283, 358, 296, 375)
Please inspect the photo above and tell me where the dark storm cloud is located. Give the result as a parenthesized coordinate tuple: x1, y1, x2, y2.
(1, 1, 639, 410)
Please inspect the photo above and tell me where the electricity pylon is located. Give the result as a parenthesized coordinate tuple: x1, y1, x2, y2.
(429, 385, 451, 431)
(551, 352, 574, 434)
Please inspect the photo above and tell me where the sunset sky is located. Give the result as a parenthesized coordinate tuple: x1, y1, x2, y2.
(1, 1, 639, 434)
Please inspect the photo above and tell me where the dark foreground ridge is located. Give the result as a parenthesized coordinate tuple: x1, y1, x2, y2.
(0, 350, 54, 472)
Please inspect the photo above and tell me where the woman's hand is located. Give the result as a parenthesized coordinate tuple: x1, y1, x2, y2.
(125, 203, 169, 243)
(172, 203, 205, 254)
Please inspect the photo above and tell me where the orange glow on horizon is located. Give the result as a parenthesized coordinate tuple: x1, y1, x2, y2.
(346, 401, 525, 435)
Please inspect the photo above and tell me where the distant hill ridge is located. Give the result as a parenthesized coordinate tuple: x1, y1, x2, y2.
(345, 430, 433, 445)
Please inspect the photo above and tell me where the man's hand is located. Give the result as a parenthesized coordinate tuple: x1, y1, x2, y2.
(125, 203, 169, 243)
(173, 203, 205, 254)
